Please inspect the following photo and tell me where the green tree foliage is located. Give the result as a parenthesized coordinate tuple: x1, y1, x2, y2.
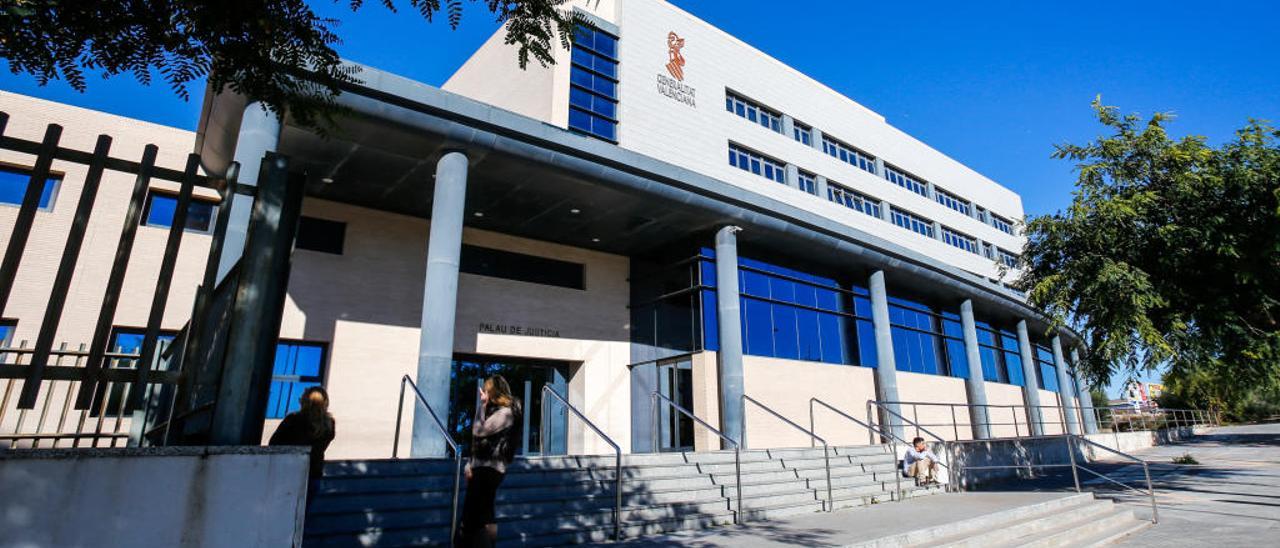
(1018, 99, 1280, 412)
(0, 1, 579, 128)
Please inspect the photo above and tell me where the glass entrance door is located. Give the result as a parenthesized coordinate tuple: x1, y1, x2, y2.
(656, 358, 694, 451)
(447, 355, 569, 457)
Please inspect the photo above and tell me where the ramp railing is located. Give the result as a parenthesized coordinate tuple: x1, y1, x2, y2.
(867, 400, 957, 492)
(741, 395, 833, 511)
(950, 434, 1159, 524)
(808, 398, 903, 501)
(540, 386, 623, 540)
(651, 391, 743, 524)
(392, 375, 463, 543)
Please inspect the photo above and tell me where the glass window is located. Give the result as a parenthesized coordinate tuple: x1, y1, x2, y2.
(725, 91, 784, 134)
(461, 244, 585, 290)
(700, 249, 871, 366)
(0, 165, 60, 210)
(728, 144, 786, 184)
(793, 121, 813, 146)
(569, 26, 619, 142)
(266, 341, 327, 419)
(990, 214, 1015, 235)
(142, 191, 218, 234)
(827, 181, 882, 219)
(1034, 343, 1060, 391)
(883, 165, 930, 197)
(890, 207, 935, 238)
(821, 136, 876, 174)
(975, 322, 1009, 384)
(797, 170, 817, 195)
(941, 226, 979, 254)
(1000, 331, 1025, 386)
(887, 297, 961, 376)
(998, 248, 1020, 269)
(296, 216, 346, 255)
(934, 187, 972, 216)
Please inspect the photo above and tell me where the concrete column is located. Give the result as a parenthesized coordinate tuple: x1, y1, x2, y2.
(959, 300, 990, 439)
(781, 114, 795, 140)
(1016, 320, 1045, 435)
(814, 175, 830, 201)
(1072, 348, 1098, 434)
(874, 157, 886, 178)
(868, 270, 903, 438)
(1052, 335, 1081, 435)
(784, 163, 800, 190)
(412, 151, 469, 457)
(216, 102, 281, 283)
(812, 128, 825, 151)
(715, 226, 745, 448)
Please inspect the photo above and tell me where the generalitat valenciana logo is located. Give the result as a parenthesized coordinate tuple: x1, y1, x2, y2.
(666, 32, 686, 81)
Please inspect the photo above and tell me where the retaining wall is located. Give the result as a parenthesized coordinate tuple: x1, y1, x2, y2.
(0, 446, 309, 548)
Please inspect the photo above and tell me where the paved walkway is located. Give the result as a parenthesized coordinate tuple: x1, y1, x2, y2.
(607, 423, 1279, 547)
(604, 492, 1074, 547)
(1099, 424, 1280, 547)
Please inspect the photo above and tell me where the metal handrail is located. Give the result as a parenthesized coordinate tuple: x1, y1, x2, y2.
(391, 375, 463, 544)
(539, 386, 624, 541)
(951, 434, 1158, 524)
(742, 395, 833, 511)
(650, 392, 743, 524)
(809, 398, 902, 503)
(867, 400, 955, 492)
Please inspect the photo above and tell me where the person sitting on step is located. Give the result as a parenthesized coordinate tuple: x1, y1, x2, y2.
(903, 436, 941, 486)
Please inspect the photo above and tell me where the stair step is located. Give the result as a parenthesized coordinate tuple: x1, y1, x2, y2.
(933, 499, 1116, 547)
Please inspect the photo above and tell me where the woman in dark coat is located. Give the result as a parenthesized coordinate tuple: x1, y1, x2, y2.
(461, 375, 522, 548)
(269, 385, 337, 500)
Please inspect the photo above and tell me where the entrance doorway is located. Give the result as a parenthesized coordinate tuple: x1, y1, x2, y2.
(447, 355, 570, 456)
(656, 357, 695, 451)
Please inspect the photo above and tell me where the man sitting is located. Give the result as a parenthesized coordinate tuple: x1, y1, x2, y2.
(903, 437, 941, 486)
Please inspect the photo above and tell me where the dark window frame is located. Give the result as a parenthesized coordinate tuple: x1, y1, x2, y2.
(140, 189, 220, 234)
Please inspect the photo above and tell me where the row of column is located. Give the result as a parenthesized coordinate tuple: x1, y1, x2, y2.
(713, 226, 1097, 444)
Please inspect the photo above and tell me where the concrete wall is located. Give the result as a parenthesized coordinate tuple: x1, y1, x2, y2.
(1038, 391, 1065, 435)
(741, 355, 878, 449)
(895, 371, 973, 441)
(984, 382, 1031, 438)
(442, 20, 557, 123)
(0, 446, 308, 548)
(0, 92, 210, 443)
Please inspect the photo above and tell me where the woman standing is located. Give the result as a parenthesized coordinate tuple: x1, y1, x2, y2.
(461, 375, 522, 548)
(268, 386, 337, 505)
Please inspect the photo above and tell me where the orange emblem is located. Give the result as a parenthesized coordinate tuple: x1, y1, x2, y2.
(666, 32, 686, 81)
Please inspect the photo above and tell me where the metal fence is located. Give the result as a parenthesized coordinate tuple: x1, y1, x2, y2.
(0, 111, 231, 448)
(869, 399, 1218, 442)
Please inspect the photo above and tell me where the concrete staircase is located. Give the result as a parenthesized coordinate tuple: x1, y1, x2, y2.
(302, 444, 942, 546)
(850, 492, 1151, 547)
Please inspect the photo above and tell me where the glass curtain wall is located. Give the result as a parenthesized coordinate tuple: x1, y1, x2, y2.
(887, 297, 967, 377)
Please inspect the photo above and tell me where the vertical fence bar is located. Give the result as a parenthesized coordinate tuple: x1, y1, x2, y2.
(75, 145, 159, 409)
(950, 405, 959, 440)
(53, 344, 87, 447)
(31, 343, 68, 447)
(6, 126, 63, 407)
(127, 154, 200, 410)
(22, 136, 113, 410)
(0, 124, 61, 316)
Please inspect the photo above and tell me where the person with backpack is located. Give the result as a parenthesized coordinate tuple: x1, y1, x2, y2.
(460, 375, 522, 547)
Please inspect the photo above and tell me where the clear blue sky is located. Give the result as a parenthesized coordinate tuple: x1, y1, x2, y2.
(4, 1, 1277, 395)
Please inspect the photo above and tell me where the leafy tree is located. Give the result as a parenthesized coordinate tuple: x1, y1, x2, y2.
(0, 1, 579, 128)
(1018, 99, 1280, 411)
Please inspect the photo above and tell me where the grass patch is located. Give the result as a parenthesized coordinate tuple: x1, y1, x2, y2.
(1172, 453, 1200, 465)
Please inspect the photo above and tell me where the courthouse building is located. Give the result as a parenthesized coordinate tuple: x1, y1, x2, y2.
(0, 0, 1095, 458)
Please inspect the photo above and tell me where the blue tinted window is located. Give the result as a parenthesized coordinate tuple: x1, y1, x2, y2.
(91, 327, 177, 416)
(888, 297, 966, 376)
(728, 144, 786, 184)
(883, 164, 929, 197)
(1034, 343, 1059, 392)
(1000, 332, 1025, 386)
(569, 26, 619, 142)
(267, 342, 327, 419)
(0, 166, 60, 210)
(143, 192, 218, 233)
(699, 250, 870, 366)
(891, 207, 935, 238)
